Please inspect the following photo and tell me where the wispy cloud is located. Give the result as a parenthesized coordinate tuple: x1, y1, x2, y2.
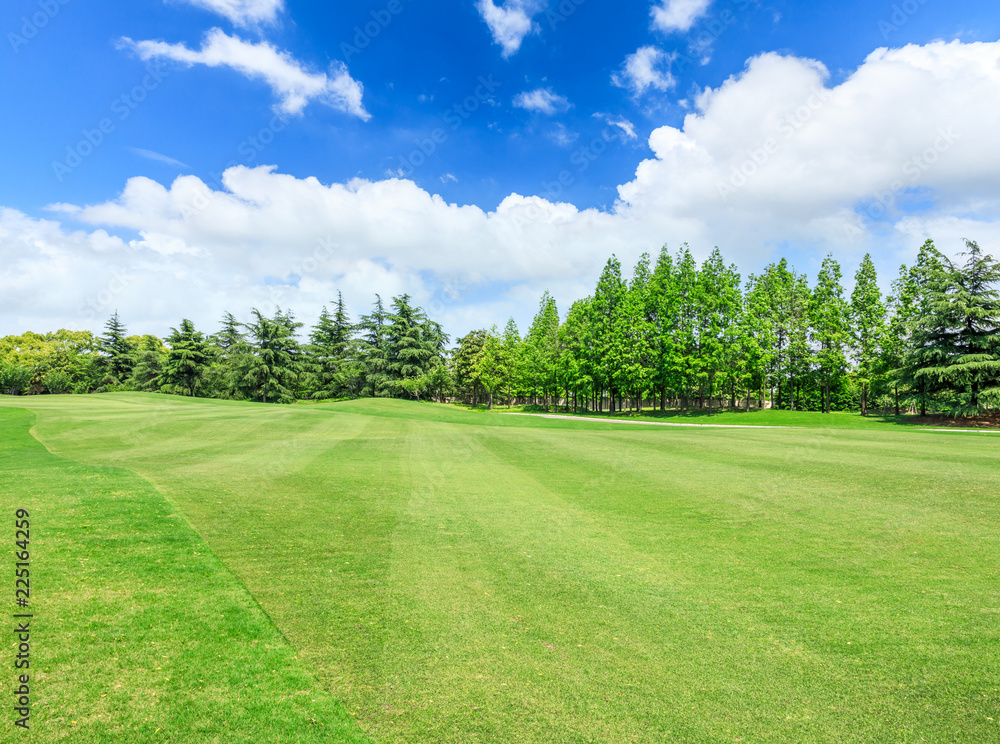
(120, 28, 369, 119)
(513, 87, 571, 115)
(595, 114, 638, 141)
(129, 148, 189, 169)
(174, 0, 284, 27)
(548, 123, 579, 146)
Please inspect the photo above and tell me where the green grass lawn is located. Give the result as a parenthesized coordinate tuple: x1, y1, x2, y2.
(0, 405, 370, 743)
(460, 402, 1000, 431)
(3, 393, 999, 742)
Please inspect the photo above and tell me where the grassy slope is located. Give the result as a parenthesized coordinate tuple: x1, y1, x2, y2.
(4, 393, 1000, 743)
(0, 406, 371, 743)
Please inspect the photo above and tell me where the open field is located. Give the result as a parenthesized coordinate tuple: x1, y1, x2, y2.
(2, 393, 999, 742)
(462, 403, 1000, 431)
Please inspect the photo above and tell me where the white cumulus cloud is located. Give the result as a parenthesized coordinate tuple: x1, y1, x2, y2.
(121, 29, 369, 119)
(476, 0, 544, 58)
(652, 0, 713, 33)
(513, 88, 572, 115)
(4, 40, 1000, 341)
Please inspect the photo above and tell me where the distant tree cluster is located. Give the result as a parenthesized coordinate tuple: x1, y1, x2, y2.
(0, 293, 449, 404)
(2, 239, 998, 417)
(452, 239, 1000, 417)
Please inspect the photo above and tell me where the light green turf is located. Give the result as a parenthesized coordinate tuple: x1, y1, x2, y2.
(0, 405, 371, 743)
(3, 393, 999, 743)
(458, 403, 1000, 431)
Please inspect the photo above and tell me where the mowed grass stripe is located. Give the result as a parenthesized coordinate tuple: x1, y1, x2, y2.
(6, 394, 1000, 743)
(385, 418, 1000, 742)
(0, 406, 372, 743)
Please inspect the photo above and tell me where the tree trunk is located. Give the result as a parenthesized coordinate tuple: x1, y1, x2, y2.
(894, 384, 899, 416)
(488, 390, 493, 411)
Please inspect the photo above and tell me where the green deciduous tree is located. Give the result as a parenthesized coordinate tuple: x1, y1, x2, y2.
(850, 254, 886, 416)
(473, 327, 506, 411)
(453, 330, 488, 406)
(810, 255, 850, 413)
(525, 292, 560, 408)
(591, 256, 628, 412)
(696, 248, 742, 413)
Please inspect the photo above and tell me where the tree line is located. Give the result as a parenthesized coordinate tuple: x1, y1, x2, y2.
(455, 238, 1000, 417)
(2, 239, 998, 416)
(0, 294, 449, 404)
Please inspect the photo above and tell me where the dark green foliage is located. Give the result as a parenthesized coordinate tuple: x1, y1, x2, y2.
(214, 311, 245, 351)
(810, 256, 849, 414)
(99, 311, 136, 384)
(232, 309, 305, 404)
(453, 330, 488, 405)
(309, 292, 358, 400)
(850, 254, 886, 415)
(357, 295, 391, 397)
(386, 294, 434, 382)
(131, 335, 167, 392)
(525, 292, 560, 408)
(160, 320, 213, 397)
(0, 361, 32, 395)
(900, 240, 1000, 415)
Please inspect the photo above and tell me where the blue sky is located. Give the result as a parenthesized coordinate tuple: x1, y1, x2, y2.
(2, 0, 999, 337)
